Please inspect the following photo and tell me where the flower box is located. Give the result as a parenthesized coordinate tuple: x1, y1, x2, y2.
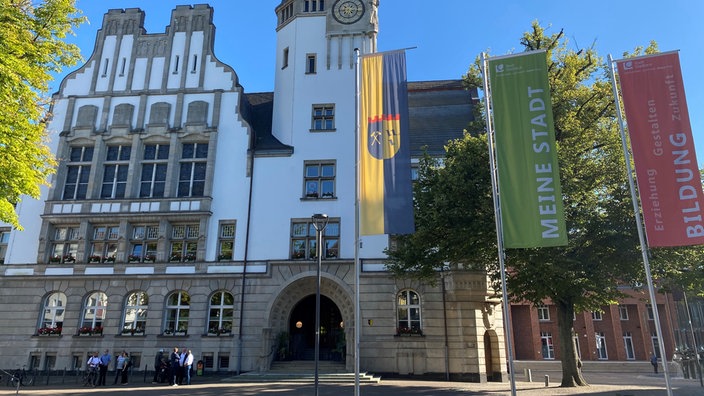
(37, 326, 62, 336)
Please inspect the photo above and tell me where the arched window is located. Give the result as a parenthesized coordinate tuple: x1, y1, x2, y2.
(79, 292, 107, 335)
(122, 291, 148, 335)
(396, 289, 422, 335)
(164, 291, 190, 335)
(207, 291, 234, 335)
(38, 292, 66, 335)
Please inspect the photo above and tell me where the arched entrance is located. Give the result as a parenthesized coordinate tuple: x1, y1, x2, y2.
(288, 294, 344, 361)
(484, 330, 502, 381)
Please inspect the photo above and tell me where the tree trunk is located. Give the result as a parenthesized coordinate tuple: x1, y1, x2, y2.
(555, 300, 588, 387)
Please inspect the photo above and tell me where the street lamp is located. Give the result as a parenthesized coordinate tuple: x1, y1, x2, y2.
(311, 213, 329, 396)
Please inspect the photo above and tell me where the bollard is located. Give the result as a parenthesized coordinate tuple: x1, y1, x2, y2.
(544, 374, 549, 387)
(525, 368, 532, 382)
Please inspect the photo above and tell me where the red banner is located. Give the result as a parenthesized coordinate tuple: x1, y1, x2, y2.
(617, 52, 704, 247)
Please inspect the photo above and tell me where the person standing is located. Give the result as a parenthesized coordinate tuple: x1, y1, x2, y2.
(650, 353, 659, 373)
(97, 349, 111, 386)
(177, 347, 187, 385)
(152, 349, 164, 384)
(183, 349, 194, 385)
(86, 351, 101, 387)
(113, 351, 126, 385)
(120, 351, 131, 384)
(170, 347, 180, 386)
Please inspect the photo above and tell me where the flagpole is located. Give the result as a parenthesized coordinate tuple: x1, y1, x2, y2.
(608, 54, 673, 396)
(353, 47, 361, 396)
(481, 52, 517, 396)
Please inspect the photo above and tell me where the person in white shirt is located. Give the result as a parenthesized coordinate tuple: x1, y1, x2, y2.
(183, 349, 194, 385)
(86, 352, 100, 386)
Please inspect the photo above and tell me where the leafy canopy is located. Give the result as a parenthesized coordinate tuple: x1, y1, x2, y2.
(0, 0, 85, 228)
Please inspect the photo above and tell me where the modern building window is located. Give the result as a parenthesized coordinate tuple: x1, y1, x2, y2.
(596, 332, 608, 359)
(541, 332, 555, 359)
(623, 331, 635, 360)
(592, 311, 603, 321)
(178, 143, 208, 197)
(89, 225, 119, 262)
(101, 145, 131, 199)
(618, 304, 629, 320)
(306, 54, 317, 74)
(122, 291, 148, 335)
(290, 218, 340, 259)
(397, 290, 421, 335)
(63, 146, 93, 200)
(304, 161, 335, 199)
(217, 223, 235, 261)
(38, 292, 66, 334)
(139, 144, 169, 198)
(49, 226, 79, 263)
(170, 224, 199, 262)
(311, 104, 334, 131)
(207, 291, 234, 335)
(0, 229, 9, 264)
(537, 305, 550, 321)
(129, 225, 159, 262)
(79, 292, 107, 334)
(164, 291, 190, 335)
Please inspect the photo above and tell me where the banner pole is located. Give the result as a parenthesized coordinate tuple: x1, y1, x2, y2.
(482, 52, 517, 396)
(354, 47, 361, 396)
(608, 54, 673, 396)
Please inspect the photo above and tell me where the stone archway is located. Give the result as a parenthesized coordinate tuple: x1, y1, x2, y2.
(288, 294, 344, 360)
(484, 329, 502, 381)
(265, 273, 355, 369)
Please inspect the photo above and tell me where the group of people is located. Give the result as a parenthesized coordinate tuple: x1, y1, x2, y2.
(85, 349, 132, 386)
(152, 347, 194, 386)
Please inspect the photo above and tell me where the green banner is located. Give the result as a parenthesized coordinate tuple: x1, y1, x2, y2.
(488, 51, 567, 248)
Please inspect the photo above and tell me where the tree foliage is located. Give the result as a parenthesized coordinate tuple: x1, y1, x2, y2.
(386, 20, 704, 387)
(0, 0, 84, 228)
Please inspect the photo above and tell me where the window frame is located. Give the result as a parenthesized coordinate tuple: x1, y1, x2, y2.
(537, 305, 550, 321)
(38, 292, 66, 334)
(129, 224, 159, 262)
(139, 144, 169, 198)
(79, 291, 107, 335)
(311, 104, 335, 131)
(207, 291, 234, 335)
(396, 289, 422, 335)
(290, 218, 340, 260)
(177, 142, 208, 197)
(303, 161, 336, 199)
(596, 332, 608, 359)
(89, 225, 119, 262)
(164, 291, 190, 335)
(217, 222, 236, 261)
(618, 304, 629, 320)
(540, 331, 555, 359)
(100, 145, 131, 199)
(306, 53, 317, 74)
(169, 224, 199, 262)
(63, 146, 93, 200)
(122, 291, 148, 335)
(49, 226, 79, 263)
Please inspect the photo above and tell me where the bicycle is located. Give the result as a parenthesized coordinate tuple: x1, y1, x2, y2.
(6, 367, 34, 387)
(82, 366, 98, 387)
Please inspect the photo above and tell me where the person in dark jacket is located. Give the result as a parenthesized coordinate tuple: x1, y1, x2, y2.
(152, 349, 164, 383)
(170, 347, 180, 386)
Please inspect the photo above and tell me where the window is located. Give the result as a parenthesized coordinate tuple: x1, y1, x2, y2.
(217, 223, 235, 261)
(282, 47, 289, 69)
(397, 290, 421, 335)
(537, 305, 550, 321)
(63, 146, 93, 200)
(101, 145, 131, 198)
(592, 311, 603, 321)
(90, 225, 119, 262)
(129, 225, 158, 262)
(304, 161, 335, 198)
(596, 332, 608, 359)
(102, 58, 109, 77)
(623, 332, 635, 360)
(304, 0, 325, 11)
(164, 291, 190, 335)
(540, 332, 555, 359)
(191, 54, 198, 73)
(49, 226, 79, 263)
(79, 292, 107, 335)
(170, 224, 199, 261)
(306, 54, 316, 74)
(651, 335, 661, 358)
(311, 104, 334, 130)
(278, 1, 294, 25)
(173, 55, 180, 74)
(619, 304, 629, 320)
(208, 291, 234, 335)
(122, 291, 148, 335)
(119, 57, 126, 76)
(0, 229, 9, 264)
(218, 354, 230, 370)
(140, 144, 169, 198)
(646, 303, 654, 320)
(290, 218, 340, 259)
(38, 292, 66, 334)
(178, 143, 208, 197)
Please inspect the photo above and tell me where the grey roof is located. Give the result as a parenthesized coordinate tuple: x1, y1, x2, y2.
(244, 79, 476, 157)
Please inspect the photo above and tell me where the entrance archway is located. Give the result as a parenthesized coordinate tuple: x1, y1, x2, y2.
(288, 294, 344, 361)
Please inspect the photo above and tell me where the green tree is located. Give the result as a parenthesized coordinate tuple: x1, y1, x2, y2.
(0, 0, 84, 229)
(387, 21, 681, 387)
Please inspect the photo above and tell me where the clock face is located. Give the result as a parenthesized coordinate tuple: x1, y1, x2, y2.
(332, 0, 365, 24)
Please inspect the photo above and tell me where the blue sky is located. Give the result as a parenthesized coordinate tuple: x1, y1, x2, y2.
(55, 0, 704, 163)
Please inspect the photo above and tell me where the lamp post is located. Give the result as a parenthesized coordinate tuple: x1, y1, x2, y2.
(311, 213, 329, 396)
